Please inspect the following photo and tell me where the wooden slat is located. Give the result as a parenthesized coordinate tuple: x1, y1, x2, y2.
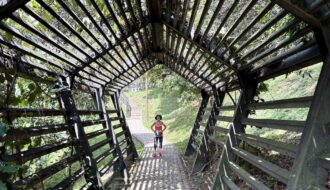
(2, 141, 73, 163)
(241, 118, 305, 132)
(81, 119, 106, 127)
(220, 105, 236, 111)
(222, 174, 240, 190)
(95, 148, 115, 164)
(212, 126, 229, 134)
(228, 161, 271, 190)
(99, 156, 119, 176)
(232, 147, 290, 184)
(247, 96, 313, 110)
(52, 169, 85, 189)
(0, 108, 65, 118)
(116, 130, 126, 138)
(77, 110, 102, 115)
(90, 139, 111, 151)
(13, 155, 79, 189)
(0, 123, 70, 141)
(209, 136, 225, 146)
(106, 110, 119, 114)
(112, 123, 124, 129)
(109, 117, 121, 121)
(236, 133, 296, 157)
(86, 129, 108, 139)
(215, 116, 233, 122)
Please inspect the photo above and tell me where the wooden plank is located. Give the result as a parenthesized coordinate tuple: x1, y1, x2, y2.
(99, 156, 119, 176)
(109, 117, 121, 121)
(0, 108, 65, 118)
(90, 138, 111, 151)
(86, 129, 108, 139)
(0, 123, 70, 141)
(209, 136, 225, 146)
(95, 148, 115, 164)
(232, 147, 290, 184)
(247, 96, 313, 110)
(220, 105, 236, 111)
(236, 133, 296, 157)
(241, 118, 305, 132)
(52, 169, 85, 189)
(2, 141, 73, 163)
(212, 126, 229, 134)
(215, 116, 233, 122)
(13, 155, 79, 189)
(77, 110, 102, 115)
(222, 174, 240, 190)
(228, 161, 271, 190)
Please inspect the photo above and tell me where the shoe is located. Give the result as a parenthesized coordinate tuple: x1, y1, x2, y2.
(152, 152, 156, 157)
(159, 151, 163, 157)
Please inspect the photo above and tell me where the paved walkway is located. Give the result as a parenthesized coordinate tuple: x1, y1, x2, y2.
(124, 103, 190, 189)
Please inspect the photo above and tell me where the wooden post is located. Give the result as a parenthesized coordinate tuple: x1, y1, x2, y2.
(191, 87, 225, 174)
(287, 25, 330, 189)
(112, 92, 139, 160)
(212, 75, 257, 189)
(185, 89, 210, 156)
(57, 78, 104, 190)
(94, 88, 128, 182)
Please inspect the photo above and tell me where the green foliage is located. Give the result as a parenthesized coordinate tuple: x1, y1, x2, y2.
(146, 64, 199, 103)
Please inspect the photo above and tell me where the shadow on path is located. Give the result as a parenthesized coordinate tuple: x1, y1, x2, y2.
(124, 111, 190, 189)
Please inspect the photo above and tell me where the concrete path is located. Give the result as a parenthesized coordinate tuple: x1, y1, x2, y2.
(124, 101, 190, 189)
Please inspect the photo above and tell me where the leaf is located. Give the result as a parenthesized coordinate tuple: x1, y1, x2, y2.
(0, 74, 5, 83)
(28, 83, 35, 90)
(0, 165, 20, 173)
(0, 123, 6, 137)
(0, 181, 7, 190)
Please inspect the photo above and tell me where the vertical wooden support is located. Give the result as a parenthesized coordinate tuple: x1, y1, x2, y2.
(212, 76, 257, 189)
(231, 77, 257, 143)
(191, 87, 225, 174)
(112, 92, 139, 160)
(287, 26, 330, 189)
(185, 89, 210, 156)
(57, 78, 104, 190)
(94, 89, 128, 182)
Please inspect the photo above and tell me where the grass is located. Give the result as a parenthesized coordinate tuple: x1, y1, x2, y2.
(125, 88, 200, 153)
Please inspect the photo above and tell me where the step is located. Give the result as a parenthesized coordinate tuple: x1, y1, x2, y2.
(241, 118, 305, 132)
(228, 161, 271, 190)
(231, 147, 290, 184)
(236, 133, 296, 158)
(319, 153, 330, 169)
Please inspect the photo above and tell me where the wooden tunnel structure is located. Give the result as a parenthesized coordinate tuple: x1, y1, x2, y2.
(0, 0, 330, 189)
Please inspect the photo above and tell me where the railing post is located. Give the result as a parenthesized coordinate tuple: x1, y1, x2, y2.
(185, 89, 210, 156)
(112, 92, 139, 160)
(191, 87, 225, 174)
(94, 88, 128, 183)
(212, 76, 257, 189)
(57, 78, 104, 190)
(287, 26, 330, 189)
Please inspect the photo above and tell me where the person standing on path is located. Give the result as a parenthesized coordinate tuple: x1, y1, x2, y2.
(150, 114, 167, 157)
